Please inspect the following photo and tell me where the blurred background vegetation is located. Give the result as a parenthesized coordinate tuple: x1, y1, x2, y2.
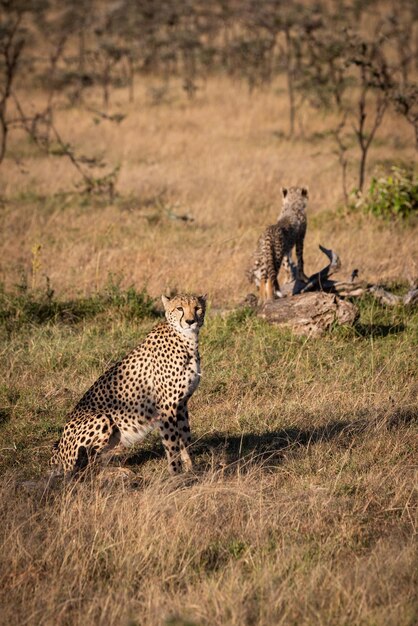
(1, 0, 418, 198)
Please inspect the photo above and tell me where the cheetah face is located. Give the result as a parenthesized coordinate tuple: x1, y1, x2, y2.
(161, 293, 207, 335)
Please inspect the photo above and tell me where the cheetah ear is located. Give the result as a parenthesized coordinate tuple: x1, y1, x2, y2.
(281, 187, 288, 198)
(161, 295, 171, 309)
(301, 187, 308, 198)
(199, 294, 207, 304)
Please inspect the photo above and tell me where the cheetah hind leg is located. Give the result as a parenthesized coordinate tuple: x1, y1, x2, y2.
(72, 422, 122, 477)
(265, 277, 274, 301)
(274, 283, 283, 298)
(88, 425, 137, 486)
(259, 278, 266, 302)
(259, 278, 275, 303)
(259, 278, 281, 304)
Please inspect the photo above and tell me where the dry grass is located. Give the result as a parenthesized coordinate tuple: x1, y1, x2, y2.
(0, 424, 416, 626)
(0, 77, 417, 305)
(0, 301, 417, 626)
(0, 76, 417, 625)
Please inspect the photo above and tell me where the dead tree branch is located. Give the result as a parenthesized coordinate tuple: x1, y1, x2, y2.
(249, 244, 416, 336)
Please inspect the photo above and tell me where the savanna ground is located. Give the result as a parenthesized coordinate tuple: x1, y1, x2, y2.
(0, 74, 417, 626)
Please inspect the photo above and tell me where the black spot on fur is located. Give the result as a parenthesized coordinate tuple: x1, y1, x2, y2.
(74, 446, 89, 471)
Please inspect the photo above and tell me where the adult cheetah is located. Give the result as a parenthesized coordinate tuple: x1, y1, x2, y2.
(248, 186, 309, 301)
(50, 293, 206, 477)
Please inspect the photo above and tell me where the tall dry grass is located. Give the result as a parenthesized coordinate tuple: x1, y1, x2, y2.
(0, 77, 417, 305)
(0, 75, 417, 626)
(0, 297, 417, 625)
(1, 418, 416, 626)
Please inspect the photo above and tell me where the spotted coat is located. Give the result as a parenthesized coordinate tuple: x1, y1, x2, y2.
(248, 186, 309, 301)
(50, 294, 206, 476)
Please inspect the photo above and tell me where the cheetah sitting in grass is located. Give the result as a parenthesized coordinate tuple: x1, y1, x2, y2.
(248, 186, 309, 301)
(50, 294, 206, 477)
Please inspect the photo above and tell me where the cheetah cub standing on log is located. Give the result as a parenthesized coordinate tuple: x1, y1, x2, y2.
(248, 186, 309, 301)
(50, 294, 206, 477)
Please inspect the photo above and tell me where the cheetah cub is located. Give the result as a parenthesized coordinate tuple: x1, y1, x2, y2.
(248, 186, 309, 301)
(50, 294, 207, 477)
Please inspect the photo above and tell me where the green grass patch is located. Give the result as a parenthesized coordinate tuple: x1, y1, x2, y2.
(0, 280, 158, 338)
(0, 288, 416, 477)
(0, 288, 417, 626)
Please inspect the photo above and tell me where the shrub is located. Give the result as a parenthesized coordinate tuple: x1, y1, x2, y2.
(355, 166, 418, 221)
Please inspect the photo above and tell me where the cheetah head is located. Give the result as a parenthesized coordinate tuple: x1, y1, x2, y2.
(161, 293, 207, 335)
(281, 186, 309, 203)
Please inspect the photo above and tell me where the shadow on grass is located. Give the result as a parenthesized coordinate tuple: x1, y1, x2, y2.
(125, 408, 416, 471)
(353, 322, 406, 338)
(192, 420, 362, 470)
(124, 421, 353, 471)
(0, 408, 12, 425)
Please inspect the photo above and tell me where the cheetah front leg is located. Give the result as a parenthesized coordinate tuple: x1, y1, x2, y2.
(158, 408, 183, 475)
(176, 401, 193, 472)
(296, 236, 308, 283)
(282, 254, 295, 284)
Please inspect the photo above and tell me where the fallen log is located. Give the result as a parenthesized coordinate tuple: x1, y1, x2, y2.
(245, 244, 416, 336)
(259, 291, 358, 337)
